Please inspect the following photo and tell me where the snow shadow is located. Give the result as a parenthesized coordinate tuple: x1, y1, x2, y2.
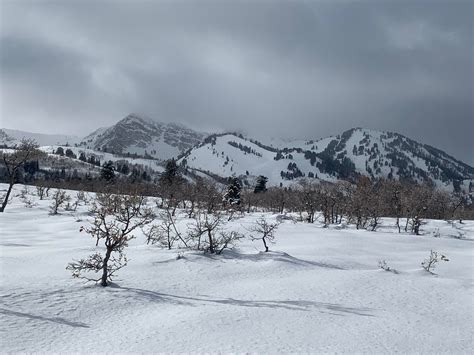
(115, 287, 373, 317)
(187, 250, 345, 270)
(0, 308, 90, 328)
(0, 243, 31, 247)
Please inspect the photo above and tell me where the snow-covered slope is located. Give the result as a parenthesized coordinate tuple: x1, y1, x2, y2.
(39, 145, 165, 174)
(1, 184, 473, 353)
(3, 117, 472, 190)
(0, 129, 16, 146)
(179, 129, 474, 190)
(78, 114, 208, 161)
(0, 128, 80, 147)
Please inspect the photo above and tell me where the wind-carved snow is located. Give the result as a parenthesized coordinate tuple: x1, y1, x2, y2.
(1, 184, 473, 353)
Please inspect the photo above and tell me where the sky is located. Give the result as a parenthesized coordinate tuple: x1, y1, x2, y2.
(0, 0, 473, 164)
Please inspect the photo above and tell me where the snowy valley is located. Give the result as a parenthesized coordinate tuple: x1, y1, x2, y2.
(1, 115, 473, 353)
(0, 183, 473, 353)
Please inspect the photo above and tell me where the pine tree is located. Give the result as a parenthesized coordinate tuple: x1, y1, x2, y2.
(160, 159, 180, 185)
(254, 175, 268, 193)
(101, 160, 115, 182)
(223, 177, 242, 205)
(79, 152, 87, 162)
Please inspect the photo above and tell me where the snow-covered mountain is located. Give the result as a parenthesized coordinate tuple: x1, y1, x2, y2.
(77, 114, 208, 161)
(0, 128, 80, 147)
(2, 116, 473, 191)
(178, 128, 474, 190)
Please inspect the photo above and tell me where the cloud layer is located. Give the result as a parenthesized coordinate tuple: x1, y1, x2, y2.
(1, 0, 472, 163)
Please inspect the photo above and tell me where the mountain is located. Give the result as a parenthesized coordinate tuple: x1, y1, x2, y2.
(2, 116, 472, 192)
(77, 114, 208, 161)
(178, 128, 474, 191)
(0, 128, 80, 147)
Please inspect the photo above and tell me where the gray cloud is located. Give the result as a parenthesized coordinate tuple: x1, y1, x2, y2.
(0, 0, 472, 164)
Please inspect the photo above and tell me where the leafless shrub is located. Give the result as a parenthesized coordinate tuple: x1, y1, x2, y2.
(0, 139, 42, 212)
(49, 189, 71, 215)
(20, 186, 36, 208)
(186, 211, 242, 254)
(145, 211, 181, 249)
(248, 216, 281, 252)
(67, 192, 155, 287)
(378, 260, 399, 274)
(421, 250, 449, 274)
(214, 230, 244, 254)
(36, 185, 47, 200)
(432, 228, 441, 238)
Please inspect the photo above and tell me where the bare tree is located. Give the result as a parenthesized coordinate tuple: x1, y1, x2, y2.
(36, 185, 47, 200)
(20, 185, 36, 208)
(0, 139, 42, 212)
(421, 250, 449, 274)
(49, 189, 71, 215)
(145, 210, 182, 249)
(295, 179, 320, 223)
(67, 192, 155, 286)
(186, 211, 242, 254)
(249, 216, 281, 252)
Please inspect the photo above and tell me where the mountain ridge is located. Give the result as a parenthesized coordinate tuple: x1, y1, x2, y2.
(1, 115, 472, 191)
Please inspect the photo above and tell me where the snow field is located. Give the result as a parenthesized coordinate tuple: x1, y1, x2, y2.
(0, 184, 473, 353)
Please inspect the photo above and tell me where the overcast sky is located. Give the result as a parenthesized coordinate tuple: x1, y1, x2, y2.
(1, 0, 472, 164)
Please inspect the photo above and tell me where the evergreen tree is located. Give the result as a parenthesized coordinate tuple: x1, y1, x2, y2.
(121, 164, 130, 175)
(79, 152, 87, 162)
(65, 148, 76, 159)
(254, 175, 268, 193)
(55, 147, 64, 156)
(101, 160, 115, 182)
(223, 177, 242, 205)
(160, 159, 180, 185)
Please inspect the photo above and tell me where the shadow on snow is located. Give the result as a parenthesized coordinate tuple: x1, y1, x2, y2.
(0, 308, 90, 328)
(110, 286, 374, 317)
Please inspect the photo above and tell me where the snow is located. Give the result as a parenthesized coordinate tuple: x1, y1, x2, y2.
(38, 145, 165, 173)
(0, 183, 473, 353)
(1, 128, 81, 146)
(181, 134, 334, 185)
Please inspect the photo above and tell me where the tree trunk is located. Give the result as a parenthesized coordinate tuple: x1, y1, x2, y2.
(207, 230, 214, 253)
(101, 247, 112, 287)
(262, 237, 268, 252)
(0, 181, 14, 212)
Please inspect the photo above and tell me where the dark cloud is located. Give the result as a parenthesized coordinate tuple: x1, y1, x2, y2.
(0, 0, 472, 164)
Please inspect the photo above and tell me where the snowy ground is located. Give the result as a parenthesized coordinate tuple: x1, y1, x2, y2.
(0, 184, 473, 353)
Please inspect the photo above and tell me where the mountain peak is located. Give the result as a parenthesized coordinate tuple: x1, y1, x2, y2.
(78, 114, 208, 160)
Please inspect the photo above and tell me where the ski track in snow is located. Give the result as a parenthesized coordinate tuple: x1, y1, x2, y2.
(0, 184, 473, 353)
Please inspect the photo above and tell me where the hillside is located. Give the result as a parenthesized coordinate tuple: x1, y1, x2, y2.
(179, 128, 474, 190)
(77, 114, 208, 161)
(0, 129, 80, 147)
(2, 116, 473, 191)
